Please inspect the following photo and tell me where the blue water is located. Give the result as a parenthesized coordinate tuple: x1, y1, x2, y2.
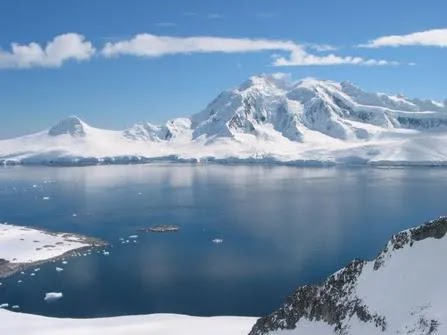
(0, 165, 446, 318)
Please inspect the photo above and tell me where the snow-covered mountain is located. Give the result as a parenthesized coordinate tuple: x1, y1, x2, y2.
(123, 118, 191, 142)
(1, 74, 447, 166)
(249, 216, 447, 335)
(192, 74, 447, 141)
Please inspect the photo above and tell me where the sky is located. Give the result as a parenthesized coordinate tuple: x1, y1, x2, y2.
(0, 0, 446, 138)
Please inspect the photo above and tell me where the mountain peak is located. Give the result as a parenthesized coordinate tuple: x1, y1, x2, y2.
(294, 77, 340, 90)
(48, 116, 87, 137)
(239, 73, 292, 91)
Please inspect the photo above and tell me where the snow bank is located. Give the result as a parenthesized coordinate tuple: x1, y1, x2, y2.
(0, 310, 256, 335)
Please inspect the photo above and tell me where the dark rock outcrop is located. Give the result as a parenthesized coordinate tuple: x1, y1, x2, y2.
(249, 217, 447, 335)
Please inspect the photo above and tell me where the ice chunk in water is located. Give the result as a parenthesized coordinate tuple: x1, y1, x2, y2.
(44, 292, 63, 302)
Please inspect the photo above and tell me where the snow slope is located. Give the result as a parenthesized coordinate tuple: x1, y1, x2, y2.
(0, 311, 256, 335)
(249, 217, 447, 335)
(0, 222, 105, 277)
(1, 75, 447, 166)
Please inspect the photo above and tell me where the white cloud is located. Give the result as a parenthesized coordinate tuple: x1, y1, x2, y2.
(0, 33, 95, 69)
(361, 28, 447, 48)
(102, 34, 296, 57)
(273, 47, 397, 66)
(305, 43, 338, 52)
(102, 33, 393, 66)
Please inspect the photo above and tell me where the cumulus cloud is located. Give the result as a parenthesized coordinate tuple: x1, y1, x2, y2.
(102, 33, 393, 66)
(0, 33, 95, 69)
(0, 32, 399, 69)
(361, 28, 447, 48)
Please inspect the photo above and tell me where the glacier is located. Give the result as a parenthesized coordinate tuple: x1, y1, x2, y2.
(1, 74, 447, 166)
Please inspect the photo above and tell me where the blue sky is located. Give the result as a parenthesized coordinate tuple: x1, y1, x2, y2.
(0, 0, 446, 138)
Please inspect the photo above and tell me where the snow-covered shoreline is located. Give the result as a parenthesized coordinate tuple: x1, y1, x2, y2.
(0, 310, 256, 335)
(0, 223, 106, 278)
(4, 156, 447, 168)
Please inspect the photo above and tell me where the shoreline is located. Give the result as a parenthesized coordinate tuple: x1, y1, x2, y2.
(3, 158, 447, 168)
(0, 224, 107, 279)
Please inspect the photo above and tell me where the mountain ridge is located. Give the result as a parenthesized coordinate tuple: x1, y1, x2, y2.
(249, 216, 447, 335)
(1, 74, 447, 166)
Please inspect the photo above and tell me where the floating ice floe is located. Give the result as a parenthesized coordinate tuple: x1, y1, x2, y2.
(12, 305, 19, 309)
(44, 292, 63, 302)
(17, 280, 22, 284)
(34, 268, 40, 272)
(129, 235, 138, 239)
(62, 261, 68, 265)
(30, 273, 35, 277)
(55, 267, 63, 272)
(212, 239, 224, 244)
(0, 303, 8, 309)
(32, 185, 37, 188)
(42, 196, 51, 200)
(103, 251, 110, 256)
(72, 213, 77, 217)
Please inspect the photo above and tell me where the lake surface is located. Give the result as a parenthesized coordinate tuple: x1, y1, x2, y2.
(0, 164, 446, 318)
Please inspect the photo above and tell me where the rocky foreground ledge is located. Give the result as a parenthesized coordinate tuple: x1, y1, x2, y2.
(250, 217, 447, 335)
(0, 223, 106, 278)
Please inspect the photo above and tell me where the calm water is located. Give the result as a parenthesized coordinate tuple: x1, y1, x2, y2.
(0, 164, 446, 318)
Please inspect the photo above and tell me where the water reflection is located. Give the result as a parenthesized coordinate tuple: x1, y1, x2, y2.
(0, 165, 446, 317)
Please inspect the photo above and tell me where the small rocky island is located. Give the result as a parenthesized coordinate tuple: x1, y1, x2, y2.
(0, 223, 106, 278)
(138, 225, 180, 233)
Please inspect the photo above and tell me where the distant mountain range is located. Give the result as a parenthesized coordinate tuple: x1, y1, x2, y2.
(1, 73, 447, 166)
